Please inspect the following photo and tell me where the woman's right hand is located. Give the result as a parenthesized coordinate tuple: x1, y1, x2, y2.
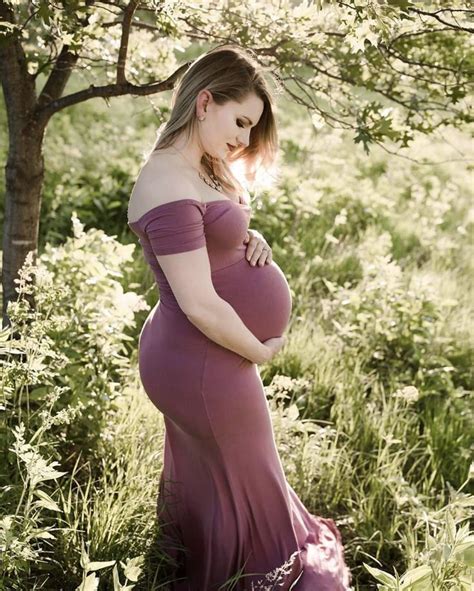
(258, 336, 286, 364)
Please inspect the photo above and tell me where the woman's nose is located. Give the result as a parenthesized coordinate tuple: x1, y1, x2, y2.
(238, 131, 250, 147)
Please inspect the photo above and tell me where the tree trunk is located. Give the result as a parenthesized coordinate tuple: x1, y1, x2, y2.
(2, 107, 47, 328)
(0, 0, 50, 329)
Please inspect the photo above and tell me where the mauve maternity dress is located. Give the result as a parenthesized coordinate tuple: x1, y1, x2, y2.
(127, 195, 352, 591)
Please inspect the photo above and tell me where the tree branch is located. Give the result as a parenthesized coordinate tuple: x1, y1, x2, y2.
(116, 0, 139, 84)
(36, 1, 98, 112)
(375, 46, 451, 89)
(372, 136, 474, 165)
(408, 7, 474, 33)
(15, 4, 41, 34)
(383, 44, 466, 74)
(101, 18, 155, 31)
(388, 26, 455, 45)
(35, 61, 191, 119)
(36, 46, 80, 110)
(280, 77, 353, 130)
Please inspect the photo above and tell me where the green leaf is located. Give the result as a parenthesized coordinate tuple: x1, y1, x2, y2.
(37, 2, 52, 26)
(80, 540, 90, 570)
(88, 560, 116, 572)
(453, 538, 474, 567)
(388, 0, 412, 9)
(364, 563, 397, 587)
(399, 564, 432, 586)
(36, 465, 68, 484)
(287, 404, 299, 421)
(33, 488, 61, 512)
(112, 564, 121, 591)
(445, 511, 456, 544)
(76, 573, 99, 591)
(121, 556, 145, 582)
(31, 528, 56, 540)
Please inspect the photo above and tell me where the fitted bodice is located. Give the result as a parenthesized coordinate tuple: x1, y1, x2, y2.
(128, 198, 252, 309)
(128, 196, 292, 340)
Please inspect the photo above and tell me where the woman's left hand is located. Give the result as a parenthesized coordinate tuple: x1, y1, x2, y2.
(243, 229, 272, 266)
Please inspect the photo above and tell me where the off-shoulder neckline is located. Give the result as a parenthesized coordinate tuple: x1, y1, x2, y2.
(127, 197, 251, 226)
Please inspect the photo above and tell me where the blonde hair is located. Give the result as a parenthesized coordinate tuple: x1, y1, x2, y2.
(147, 44, 280, 198)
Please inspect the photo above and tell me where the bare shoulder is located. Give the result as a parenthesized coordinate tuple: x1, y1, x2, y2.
(128, 151, 198, 221)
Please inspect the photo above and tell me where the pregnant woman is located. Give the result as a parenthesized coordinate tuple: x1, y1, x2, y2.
(127, 45, 352, 591)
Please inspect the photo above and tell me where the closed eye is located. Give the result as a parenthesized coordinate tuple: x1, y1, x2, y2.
(236, 119, 245, 128)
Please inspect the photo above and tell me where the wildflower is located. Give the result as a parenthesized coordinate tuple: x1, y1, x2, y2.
(392, 386, 420, 404)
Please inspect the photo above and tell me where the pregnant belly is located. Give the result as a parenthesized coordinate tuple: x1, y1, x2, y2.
(212, 257, 292, 342)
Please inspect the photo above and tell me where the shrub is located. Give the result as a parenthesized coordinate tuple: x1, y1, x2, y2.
(0, 214, 147, 587)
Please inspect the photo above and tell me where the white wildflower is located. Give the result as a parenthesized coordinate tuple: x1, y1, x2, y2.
(393, 386, 420, 404)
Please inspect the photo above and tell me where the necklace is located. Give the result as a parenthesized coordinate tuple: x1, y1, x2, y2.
(169, 146, 224, 193)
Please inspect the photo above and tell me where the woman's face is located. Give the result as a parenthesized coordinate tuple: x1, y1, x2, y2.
(197, 90, 265, 160)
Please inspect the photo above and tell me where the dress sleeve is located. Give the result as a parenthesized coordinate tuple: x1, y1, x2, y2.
(142, 201, 206, 255)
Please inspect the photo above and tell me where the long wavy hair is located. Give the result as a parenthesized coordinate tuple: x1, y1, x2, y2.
(147, 44, 280, 198)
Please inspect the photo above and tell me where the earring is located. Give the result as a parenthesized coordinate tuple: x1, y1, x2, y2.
(198, 116, 205, 121)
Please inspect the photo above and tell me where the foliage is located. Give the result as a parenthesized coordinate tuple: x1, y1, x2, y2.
(0, 419, 69, 587)
(38, 93, 152, 249)
(2, 214, 149, 464)
(267, 375, 353, 516)
(76, 543, 145, 591)
(0, 218, 148, 588)
(319, 230, 443, 382)
(363, 493, 474, 590)
(0, 1, 472, 149)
